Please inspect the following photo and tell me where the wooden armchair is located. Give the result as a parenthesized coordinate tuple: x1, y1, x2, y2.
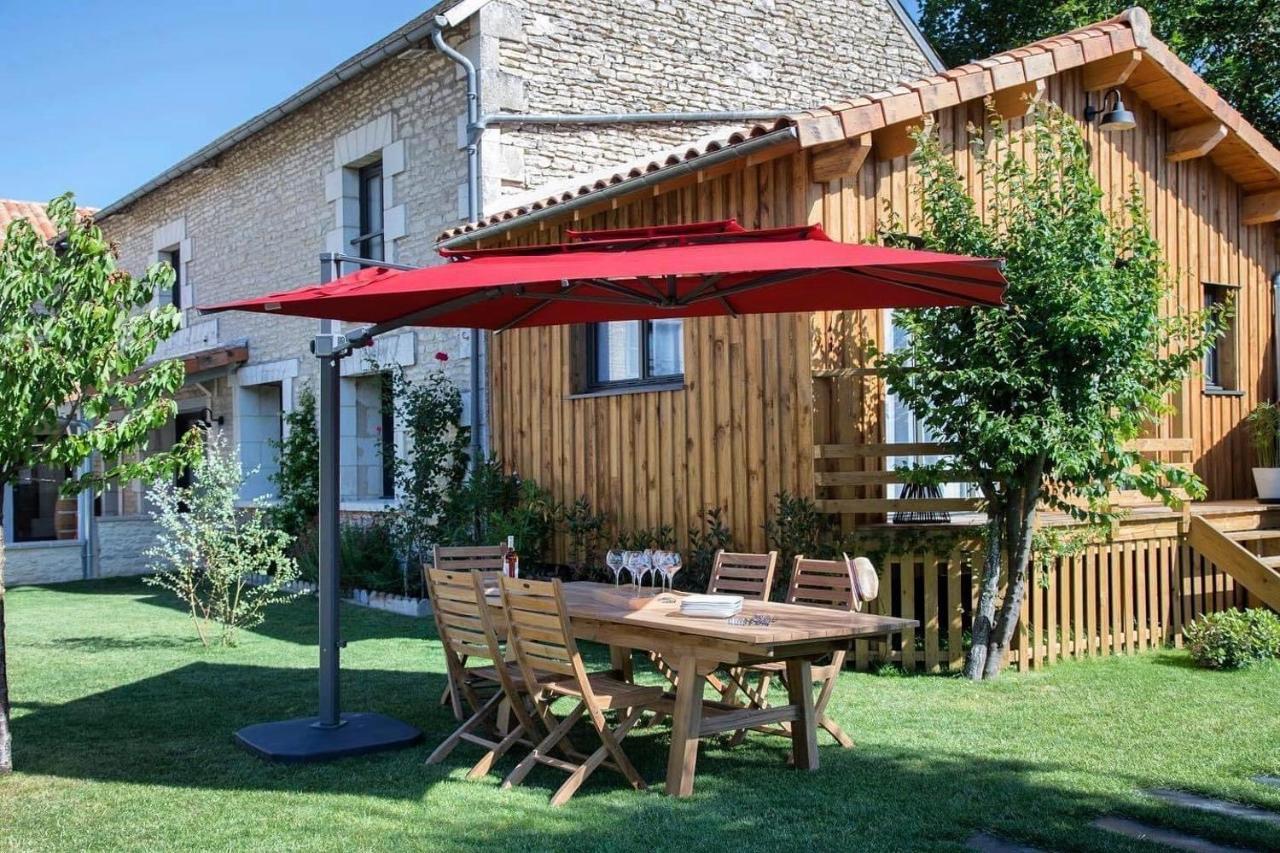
(499, 576, 664, 806)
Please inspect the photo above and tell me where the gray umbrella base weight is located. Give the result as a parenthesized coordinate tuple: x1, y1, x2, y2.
(234, 713, 422, 763)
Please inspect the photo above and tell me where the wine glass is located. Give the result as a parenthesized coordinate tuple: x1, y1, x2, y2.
(628, 550, 651, 593)
(655, 551, 676, 592)
(605, 549, 625, 588)
(665, 552, 683, 592)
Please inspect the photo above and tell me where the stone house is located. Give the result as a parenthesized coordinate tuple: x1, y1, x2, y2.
(9, 0, 938, 583)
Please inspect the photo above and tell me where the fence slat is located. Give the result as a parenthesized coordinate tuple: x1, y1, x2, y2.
(948, 551, 964, 671)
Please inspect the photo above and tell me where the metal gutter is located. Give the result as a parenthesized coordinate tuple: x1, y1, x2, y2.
(437, 126, 799, 248)
(93, 1, 481, 221)
(479, 110, 793, 127)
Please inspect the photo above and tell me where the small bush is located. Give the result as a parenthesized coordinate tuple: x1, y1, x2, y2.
(267, 385, 319, 538)
(341, 515, 408, 596)
(765, 492, 837, 597)
(1185, 608, 1280, 670)
(563, 496, 608, 580)
(437, 460, 558, 572)
(684, 506, 734, 592)
(616, 525, 676, 552)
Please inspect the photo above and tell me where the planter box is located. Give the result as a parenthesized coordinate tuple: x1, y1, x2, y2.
(1254, 468, 1280, 502)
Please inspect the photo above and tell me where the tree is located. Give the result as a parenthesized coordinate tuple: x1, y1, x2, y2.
(0, 195, 195, 772)
(876, 105, 1219, 679)
(918, 1, 1280, 145)
(145, 431, 299, 647)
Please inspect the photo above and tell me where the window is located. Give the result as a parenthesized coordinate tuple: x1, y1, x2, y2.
(1203, 282, 1239, 393)
(355, 161, 384, 262)
(238, 382, 284, 501)
(584, 320, 684, 391)
(344, 372, 395, 501)
(158, 246, 181, 309)
(11, 461, 69, 542)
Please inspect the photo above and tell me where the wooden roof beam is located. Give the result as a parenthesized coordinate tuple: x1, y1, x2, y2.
(992, 79, 1046, 121)
(1243, 190, 1280, 226)
(809, 134, 872, 183)
(872, 120, 924, 161)
(1167, 121, 1228, 162)
(1083, 50, 1142, 91)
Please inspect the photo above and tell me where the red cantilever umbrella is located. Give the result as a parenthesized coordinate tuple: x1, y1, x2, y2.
(203, 220, 1005, 331)
(207, 218, 1005, 764)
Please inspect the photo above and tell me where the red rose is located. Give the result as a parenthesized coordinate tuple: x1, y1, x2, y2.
(434, 352, 449, 362)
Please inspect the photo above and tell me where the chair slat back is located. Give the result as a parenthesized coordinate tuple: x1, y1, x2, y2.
(499, 576, 579, 680)
(433, 544, 509, 571)
(426, 568, 497, 665)
(707, 549, 778, 600)
(786, 557, 855, 611)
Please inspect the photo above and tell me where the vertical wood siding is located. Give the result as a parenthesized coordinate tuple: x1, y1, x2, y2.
(483, 67, 1278, 560)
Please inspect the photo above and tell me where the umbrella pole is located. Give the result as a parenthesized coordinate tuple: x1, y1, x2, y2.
(232, 253, 421, 762)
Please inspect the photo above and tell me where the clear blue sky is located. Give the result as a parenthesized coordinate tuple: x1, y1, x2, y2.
(0, 1, 927, 209)
(0, 1, 432, 208)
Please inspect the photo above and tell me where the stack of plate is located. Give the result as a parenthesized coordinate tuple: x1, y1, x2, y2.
(678, 594, 744, 618)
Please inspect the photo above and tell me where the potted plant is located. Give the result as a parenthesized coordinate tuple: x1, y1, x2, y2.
(1247, 401, 1280, 502)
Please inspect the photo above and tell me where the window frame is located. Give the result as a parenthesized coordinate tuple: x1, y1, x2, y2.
(379, 372, 396, 500)
(581, 320, 685, 394)
(1202, 281, 1242, 395)
(159, 245, 181, 310)
(354, 161, 385, 262)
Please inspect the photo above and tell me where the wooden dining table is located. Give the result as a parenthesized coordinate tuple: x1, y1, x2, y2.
(484, 581, 915, 797)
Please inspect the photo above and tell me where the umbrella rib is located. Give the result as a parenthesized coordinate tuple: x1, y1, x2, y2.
(683, 269, 813, 305)
(680, 273, 725, 304)
(843, 268, 996, 306)
(636, 276, 669, 302)
(864, 264, 1006, 290)
(347, 288, 504, 347)
(580, 278, 667, 306)
(497, 299, 553, 332)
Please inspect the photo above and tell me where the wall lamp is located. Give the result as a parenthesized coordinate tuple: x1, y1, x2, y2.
(1085, 88, 1137, 132)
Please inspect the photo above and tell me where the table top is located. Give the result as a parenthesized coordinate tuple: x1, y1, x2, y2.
(485, 581, 915, 650)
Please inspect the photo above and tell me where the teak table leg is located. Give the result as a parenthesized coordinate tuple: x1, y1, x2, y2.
(610, 645, 634, 682)
(666, 653, 705, 797)
(785, 658, 818, 771)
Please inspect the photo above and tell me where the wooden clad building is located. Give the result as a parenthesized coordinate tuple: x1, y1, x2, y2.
(440, 8, 1280, 564)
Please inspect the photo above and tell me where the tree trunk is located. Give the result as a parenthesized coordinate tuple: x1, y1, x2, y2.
(982, 460, 1045, 680)
(964, 507, 1004, 680)
(0, 517, 11, 774)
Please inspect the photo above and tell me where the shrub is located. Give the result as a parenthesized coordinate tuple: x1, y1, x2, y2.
(684, 506, 734, 592)
(145, 431, 299, 647)
(437, 460, 558, 572)
(1185, 609, 1280, 670)
(340, 515, 407, 596)
(616, 525, 676, 552)
(562, 496, 608, 580)
(1246, 401, 1280, 469)
(765, 492, 837, 596)
(384, 364, 470, 567)
(267, 385, 319, 538)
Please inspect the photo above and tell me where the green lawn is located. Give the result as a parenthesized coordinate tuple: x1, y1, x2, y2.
(1, 579, 1277, 852)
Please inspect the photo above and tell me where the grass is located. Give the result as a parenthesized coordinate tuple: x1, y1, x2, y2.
(1, 578, 1278, 852)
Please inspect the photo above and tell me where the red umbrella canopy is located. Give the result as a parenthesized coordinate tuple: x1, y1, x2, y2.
(202, 220, 1005, 332)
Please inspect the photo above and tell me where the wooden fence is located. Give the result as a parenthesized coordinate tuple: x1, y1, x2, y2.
(851, 516, 1252, 673)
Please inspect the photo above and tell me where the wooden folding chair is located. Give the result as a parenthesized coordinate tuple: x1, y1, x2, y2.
(424, 544, 509, 708)
(499, 576, 665, 806)
(423, 568, 552, 779)
(646, 550, 778, 722)
(727, 556, 857, 749)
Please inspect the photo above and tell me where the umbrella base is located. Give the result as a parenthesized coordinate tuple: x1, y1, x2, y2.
(234, 712, 422, 763)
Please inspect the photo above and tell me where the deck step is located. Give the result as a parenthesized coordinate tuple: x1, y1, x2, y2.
(1145, 788, 1280, 827)
(1226, 529, 1280, 541)
(1091, 817, 1254, 852)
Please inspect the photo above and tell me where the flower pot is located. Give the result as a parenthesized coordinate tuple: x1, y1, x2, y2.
(1253, 468, 1280, 502)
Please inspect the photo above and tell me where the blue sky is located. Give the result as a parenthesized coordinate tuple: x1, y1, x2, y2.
(0, 1, 431, 208)
(1, 1, 927, 209)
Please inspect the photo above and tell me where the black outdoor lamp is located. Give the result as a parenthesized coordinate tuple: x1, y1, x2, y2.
(1085, 88, 1137, 132)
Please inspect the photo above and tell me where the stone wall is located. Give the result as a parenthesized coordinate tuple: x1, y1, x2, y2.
(476, 0, 934, 197)
(5, 540, 84, 586)
(96, 517, 160, 578)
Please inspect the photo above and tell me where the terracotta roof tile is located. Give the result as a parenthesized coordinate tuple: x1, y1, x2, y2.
(0, 200, 95, 246)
